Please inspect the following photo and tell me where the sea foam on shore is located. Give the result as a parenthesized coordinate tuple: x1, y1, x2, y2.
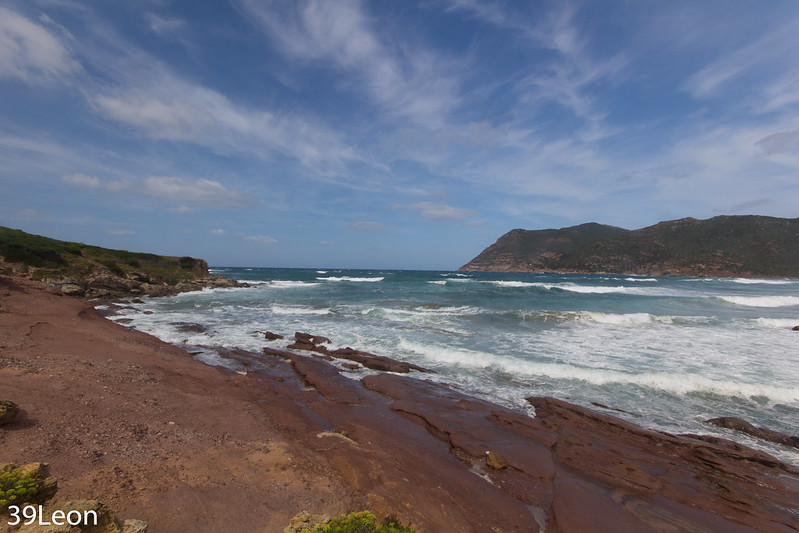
(105, 268, 799, 465)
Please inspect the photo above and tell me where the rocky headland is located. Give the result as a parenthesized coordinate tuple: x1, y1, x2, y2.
(0, 226, 241, 298)
(2, 276, 799, 532)
(461, 215, 799, 277)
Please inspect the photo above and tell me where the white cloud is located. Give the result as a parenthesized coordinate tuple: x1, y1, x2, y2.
(239, 233, 277, 243)
(168, 205, 194, 214)
(61, 173, 130, 192)
(209, 229, 227, 235)
(140, 176, 246, 207)
(398, 202, 477, 221)
(90, 72, 365, 177)
(236, 0, 461, 126)
(684, 16, 799, 111)
(61, 173, 247, 207)
(146, 13, 187, 37)
(0, 6, 80, 84)
(755, 130, 799, 156)
(347, 221, 385, 232)
(92, 92, 215, 141)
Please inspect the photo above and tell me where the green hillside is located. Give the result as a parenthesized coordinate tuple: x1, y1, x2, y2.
(460, 216, 799, 277)
(0, 227, 234, 297)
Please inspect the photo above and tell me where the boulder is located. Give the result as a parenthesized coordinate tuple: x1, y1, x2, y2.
(294, 332, 331, 345)
(0, 398, 19, 425)
(329, 347, 431, 374)
(284, 510, 329, 533)
(16, 462, 58, 503)
(59, 283, 85, 297)
(171, 322, 207, 334)
(705, 417, 799, 449)
(263, 331, 284, 340)
(792, 325, 799, 331)
(486, 451, 509, 470)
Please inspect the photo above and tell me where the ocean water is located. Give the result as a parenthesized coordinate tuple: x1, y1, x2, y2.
(102, 268, 799, 464)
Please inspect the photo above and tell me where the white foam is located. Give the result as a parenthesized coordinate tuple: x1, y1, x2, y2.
(271, 305, 331, 315)
(720, 296, 799, 308)
(428, 280, 447, 285)
(398, 339, 799, 404)
(489, 281, 538, 288)
(754, 317, 799, 329)
(579, 311, 673, 326)
(625, 277, 658, 282)
(317, 276, 384, 282)
(267, 280, 320, 288)
(730, 278, 796, 285)
(188, 347, 246, 372)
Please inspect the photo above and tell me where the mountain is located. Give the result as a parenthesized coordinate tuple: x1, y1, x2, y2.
(459, 216, 799, 277)
(0, 226, 238, 297)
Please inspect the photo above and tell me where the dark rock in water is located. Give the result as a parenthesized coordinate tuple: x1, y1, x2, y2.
(294, 331, 331, 345)
(329, 347, 432, 374)
(289, 332, 334, 354)
(792, 325, 799, 331)
(705, 416, 799, 449)
(288, 340, 329, 354)
(263, 331, 284, 340)
(171, 322, 207, 334)
(591, 402, 630, 414)
(0, 399, 19, 425)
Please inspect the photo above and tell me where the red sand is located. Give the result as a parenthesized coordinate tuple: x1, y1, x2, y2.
(2, 276, 798, 532)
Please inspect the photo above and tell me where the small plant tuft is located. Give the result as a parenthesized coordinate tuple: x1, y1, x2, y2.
(304, 510, 415, 533)
(0, 469, 40, 512)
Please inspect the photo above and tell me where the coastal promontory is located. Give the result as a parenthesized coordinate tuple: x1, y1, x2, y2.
(460, 215, 799, 277)
(0, 226, 239, 298)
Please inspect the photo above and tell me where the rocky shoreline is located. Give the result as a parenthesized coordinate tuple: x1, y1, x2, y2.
(2, 276, 799, 531)
(44, 273, 244, 299)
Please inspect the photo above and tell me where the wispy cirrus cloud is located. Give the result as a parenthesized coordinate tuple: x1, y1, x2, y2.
(684, 16, 799, 110)
(237, 233, 277, 243)
(235, 0, 461, 126)
(396, 201, 477, 221)
(0, 6, 80, 84)
(89, 71, 364, 175)
(61, 173, 248, 208)
(2, 5, 371, 184)
(441, 0, 627, 137)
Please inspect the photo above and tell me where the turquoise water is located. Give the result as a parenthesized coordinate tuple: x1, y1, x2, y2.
(103, 268, 799, 463)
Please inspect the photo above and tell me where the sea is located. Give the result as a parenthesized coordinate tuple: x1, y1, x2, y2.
(100, 268, 799, 465)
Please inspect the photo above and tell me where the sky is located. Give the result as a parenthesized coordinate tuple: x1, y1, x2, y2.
(2, 1, 799, 270)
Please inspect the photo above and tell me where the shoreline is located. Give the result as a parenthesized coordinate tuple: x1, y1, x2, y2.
(2, 276, 799, 531)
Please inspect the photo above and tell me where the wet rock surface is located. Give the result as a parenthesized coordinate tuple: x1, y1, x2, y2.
(706, 416, 799, 449)
(4, 275, 799, 532)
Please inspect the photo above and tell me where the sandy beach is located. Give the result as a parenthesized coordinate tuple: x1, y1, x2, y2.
(2, 275, 799, 532)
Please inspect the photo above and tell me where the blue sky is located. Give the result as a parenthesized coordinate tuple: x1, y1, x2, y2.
(2, 1, 799, 270)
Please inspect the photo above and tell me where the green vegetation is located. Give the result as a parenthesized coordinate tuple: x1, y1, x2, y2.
(461, 216, 799, 277)
(0, 469, 40, 512)
(304, 511, 415, 533)
(0, 226, 209, 283)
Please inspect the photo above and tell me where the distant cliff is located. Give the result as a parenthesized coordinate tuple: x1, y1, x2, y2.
(0, 226, 239, 297)
(460, 216, 799, 277)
